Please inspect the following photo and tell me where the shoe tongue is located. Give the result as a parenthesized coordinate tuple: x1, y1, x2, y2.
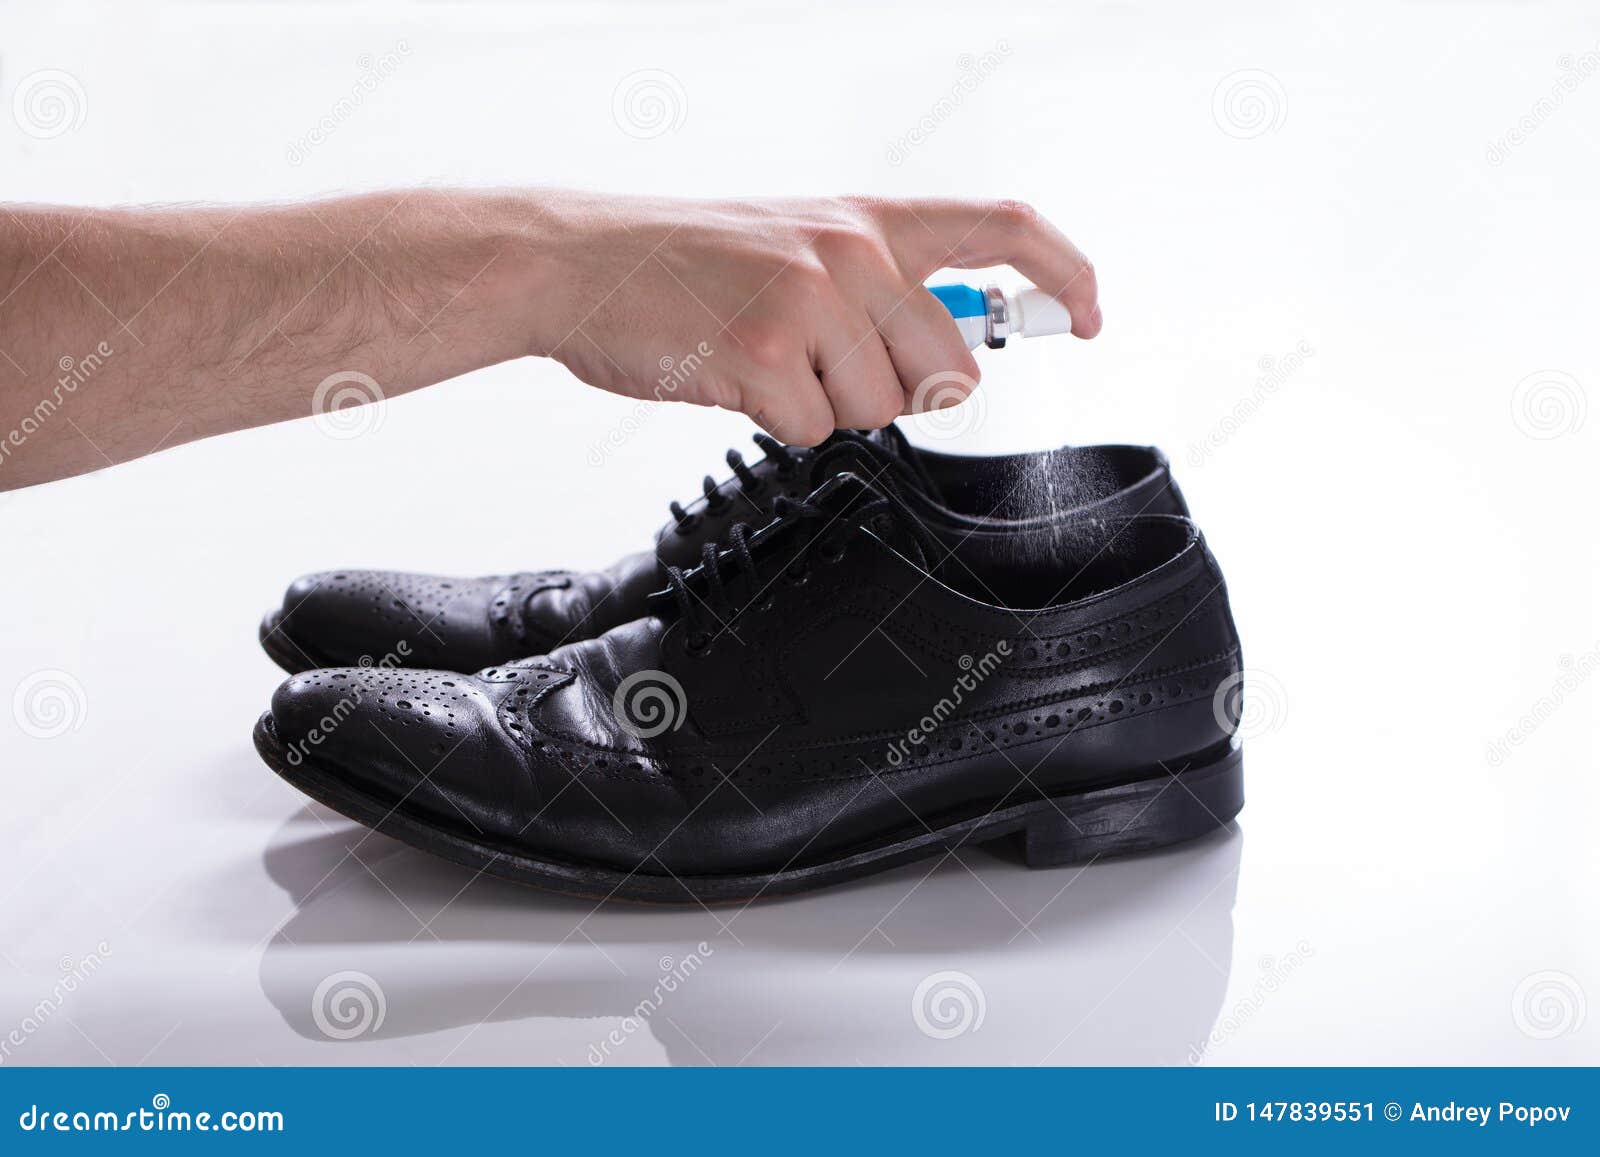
(810, 424, 941, 501)
(862, 423, 911, 458)
(806, 471, 931, 570)
(646, 469, 934, 623)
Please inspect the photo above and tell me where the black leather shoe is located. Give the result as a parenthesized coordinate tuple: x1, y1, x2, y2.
(254, 472, 1242, 904)
(258, 426, 1187, 674)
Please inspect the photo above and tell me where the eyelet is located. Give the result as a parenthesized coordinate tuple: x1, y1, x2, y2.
(817, 535, 849, 564)
(785, 565, 812, 587)
(683, 631, 712, 656)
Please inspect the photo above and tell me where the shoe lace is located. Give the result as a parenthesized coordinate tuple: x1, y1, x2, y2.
(668, 433, 798, 533)
(660, 472, 945, 651)
(663, 494, 832, 649)
(664, 428, 932, 537)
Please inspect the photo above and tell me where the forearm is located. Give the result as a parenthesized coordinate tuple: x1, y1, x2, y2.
(0, 190, 550, 488)
(0, 188, 1100, 488)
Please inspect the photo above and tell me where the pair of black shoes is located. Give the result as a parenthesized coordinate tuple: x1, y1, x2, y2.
(254, 426, 1243, 903)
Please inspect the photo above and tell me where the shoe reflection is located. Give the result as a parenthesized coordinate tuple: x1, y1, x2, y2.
(257, 812, 1241, 1065)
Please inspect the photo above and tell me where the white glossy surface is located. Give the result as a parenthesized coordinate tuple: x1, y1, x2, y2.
(0, 0, 1595, 1066)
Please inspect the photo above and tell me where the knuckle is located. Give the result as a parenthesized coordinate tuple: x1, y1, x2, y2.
(833, 195, 891, 230)
(772, 407, 832, 447)
(868, 392, 903, 427)
(813, 224, 888, 271)
(746, 386, 832, 447)
(849, 196, 916, 235)
(731, 321, 791, 370)
(799, 415, 837, 446)
(774, 257, 835, 306)
(911, 365, 977, 411)
(994, 198, 1041, 232)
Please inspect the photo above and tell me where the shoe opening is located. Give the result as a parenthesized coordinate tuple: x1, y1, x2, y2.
(938, 516, 1196, 609)
(917, 444, 1162, 521)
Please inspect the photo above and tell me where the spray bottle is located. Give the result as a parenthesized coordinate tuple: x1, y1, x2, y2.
(930, 283, 1074, 349)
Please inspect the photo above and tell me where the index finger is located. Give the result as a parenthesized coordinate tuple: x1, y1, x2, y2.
(860, 197, 1102, 339)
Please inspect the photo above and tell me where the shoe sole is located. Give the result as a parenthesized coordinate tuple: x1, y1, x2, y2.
(253, 712, 1242, 905)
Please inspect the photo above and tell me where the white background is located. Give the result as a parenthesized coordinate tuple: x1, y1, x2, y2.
(0, 0, 1595, 1065)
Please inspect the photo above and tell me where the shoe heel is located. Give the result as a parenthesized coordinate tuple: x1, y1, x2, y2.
(1018, 744, 1243, 867)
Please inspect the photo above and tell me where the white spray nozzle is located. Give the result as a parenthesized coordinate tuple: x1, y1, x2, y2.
(1001, 286, 1073, 340)
(929, 281, 1076, 349)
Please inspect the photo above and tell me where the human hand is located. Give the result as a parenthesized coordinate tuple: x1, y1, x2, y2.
(526, 192, 1101, 445)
